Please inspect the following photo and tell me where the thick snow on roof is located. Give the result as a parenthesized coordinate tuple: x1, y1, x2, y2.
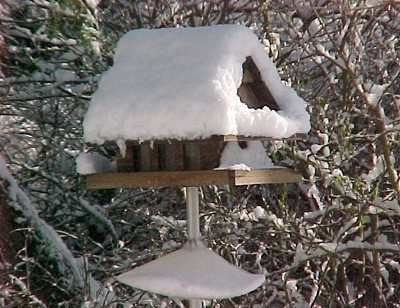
(83, 25, 310, 144)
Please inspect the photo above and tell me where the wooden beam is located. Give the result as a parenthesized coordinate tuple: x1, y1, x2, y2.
(80, 168, 302, 190)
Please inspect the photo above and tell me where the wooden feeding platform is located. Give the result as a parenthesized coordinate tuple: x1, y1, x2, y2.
(81, 134, 306, 190)
(81, 168, 302, 190)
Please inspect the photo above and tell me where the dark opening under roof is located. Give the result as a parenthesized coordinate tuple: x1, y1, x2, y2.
(237, 57, 280, 111)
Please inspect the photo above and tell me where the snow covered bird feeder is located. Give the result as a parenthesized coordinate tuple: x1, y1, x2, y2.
(81, 25, 310, 188)
(79, 25, 310, 305)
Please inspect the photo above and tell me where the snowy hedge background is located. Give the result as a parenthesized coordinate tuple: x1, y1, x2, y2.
(1, 0, 399, 307)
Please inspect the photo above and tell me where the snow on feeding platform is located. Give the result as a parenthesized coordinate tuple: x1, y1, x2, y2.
(83, 25, 310, 144)
(117, 242, 265, 299)
(217, 140, 276, 169)
(76, 152, 116, 175)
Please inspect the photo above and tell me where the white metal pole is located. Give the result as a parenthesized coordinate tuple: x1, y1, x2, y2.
(186, 186, 201, 242)
(185, 187, 202, 308)
(189, 299, 202, 308)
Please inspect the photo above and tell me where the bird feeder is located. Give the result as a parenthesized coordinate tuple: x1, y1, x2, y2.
(79, 25, 309, 306)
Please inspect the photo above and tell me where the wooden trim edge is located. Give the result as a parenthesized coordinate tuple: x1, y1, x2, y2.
(80, 168, 302, 190)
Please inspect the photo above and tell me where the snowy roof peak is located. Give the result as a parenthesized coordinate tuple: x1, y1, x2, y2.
(83, 25, 310, 144)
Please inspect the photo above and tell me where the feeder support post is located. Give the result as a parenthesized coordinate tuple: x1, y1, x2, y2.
(189, 299, 202, 308)
(186, 187, 203, 308)
(186, 186, 201, 242)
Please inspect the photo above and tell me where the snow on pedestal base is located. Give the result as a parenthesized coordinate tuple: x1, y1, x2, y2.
(117, 242, 265, 300)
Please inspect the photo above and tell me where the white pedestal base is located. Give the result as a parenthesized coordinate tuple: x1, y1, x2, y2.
(117, 241, 265, 300)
